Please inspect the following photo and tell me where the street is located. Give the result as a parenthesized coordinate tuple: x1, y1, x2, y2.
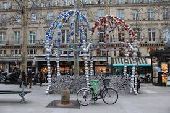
(0, 83, 170, 113)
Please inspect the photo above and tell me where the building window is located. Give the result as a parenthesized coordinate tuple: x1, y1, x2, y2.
(133, 28, 141, 40)
(0, 50, 6, 56)
(118, 27, 125, 41)
(31, 13, 37, 22)
(119, 48, 125, 57)
(148, 28, 156, 41)
(28, 49, 36, 55)
(4, 50, 6, 54)
(11, 50, 14, 55)
(131, 0, 140, 3)
(99, 31, 105, 42)
(97, 0, 105, 4)
(80, 28, 87, 42)
(163, 8, 169, 20)
(61, 51, 69, 55)
(3, 2, 9, 9)
(47, 12, 54, 20)
(14, 31, 20, 44)
(63, 0, 74, 5)
(116, 9, 125, 19)
(29, 31, 36, 44)
(98, 50, 107, 56)
(147, 8, 155, 20)
(61, 29, 69, 43)
(114, 48, 116, 56)
(116, 0, 125, 4)
(145, 0, 156, 3)
(1, 14, 7, 22)
(11, 49, 20, 56)
(80, 10, 87, 18)
(15, 15, 21, 23)
(0, 50, 2, 55)
(163, 27, 170, 43)
(118, 33, 125, 41)
(0, 32, 6, 44)
(96, 9, 105, 19)
(45, 1, 53, 7)
(132, 9, 139, 20)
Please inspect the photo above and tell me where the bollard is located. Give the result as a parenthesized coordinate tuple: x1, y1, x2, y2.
(61, 88, 70, 105)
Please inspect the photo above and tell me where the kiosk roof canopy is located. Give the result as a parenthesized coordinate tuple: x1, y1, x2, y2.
(112, 57, 151, 67)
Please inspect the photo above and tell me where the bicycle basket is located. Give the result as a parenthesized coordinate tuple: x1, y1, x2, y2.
(103, 78, 111, 87)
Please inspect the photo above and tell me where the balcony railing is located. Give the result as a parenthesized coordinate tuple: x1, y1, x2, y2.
(0, 0, 169, 12)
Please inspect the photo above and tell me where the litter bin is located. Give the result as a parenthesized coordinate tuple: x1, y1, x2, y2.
(90, 80, 99, 94)
(158, 72, 163, 86)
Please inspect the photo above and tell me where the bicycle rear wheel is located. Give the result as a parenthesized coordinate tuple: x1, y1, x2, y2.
(102, 88, 118, 104)
(77, 88, 92, 106)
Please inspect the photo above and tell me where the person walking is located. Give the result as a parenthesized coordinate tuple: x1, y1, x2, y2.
(19, 71, 27, 88)
(136, 72, 141, 93)
(33, 72, 39, 85)
(39, 71, 44, 87)
(27, 68, 33, 88)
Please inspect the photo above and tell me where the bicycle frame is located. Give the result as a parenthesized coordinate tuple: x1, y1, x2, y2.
(77, 76, 118, 106)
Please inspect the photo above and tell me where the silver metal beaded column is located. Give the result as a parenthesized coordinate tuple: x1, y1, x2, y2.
(90, 46, 94, 76)
(124, 49, 129, 77)
(56, 48, 60, 76)
(82, 40, 90, 88)
(90, 56, 94, 76)
(133, 41, 138, 95)
(131, 60, 136, 94)
(45, 40, 52, 94)
(129, 41, 138, 95)
(89, 32, 93, 77)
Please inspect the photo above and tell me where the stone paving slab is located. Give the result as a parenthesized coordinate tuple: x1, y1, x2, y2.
(0, 83, 170, 113)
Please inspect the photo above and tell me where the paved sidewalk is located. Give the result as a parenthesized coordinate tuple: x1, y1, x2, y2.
(0, 83, 170, 113)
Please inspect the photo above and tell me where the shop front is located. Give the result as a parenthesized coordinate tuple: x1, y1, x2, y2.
(150, 43, 170, 86)
(112, 57, 152, 78)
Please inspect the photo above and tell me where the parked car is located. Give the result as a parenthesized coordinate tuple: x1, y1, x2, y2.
(0, 72, 7, 83)
(5, 71, 20, 84)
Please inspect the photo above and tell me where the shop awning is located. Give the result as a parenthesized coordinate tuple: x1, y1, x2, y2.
(112, 57, 151, 67)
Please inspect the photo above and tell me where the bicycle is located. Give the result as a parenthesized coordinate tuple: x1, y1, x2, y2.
(111, 76, 131, 94)
(77, 76, 118, 106)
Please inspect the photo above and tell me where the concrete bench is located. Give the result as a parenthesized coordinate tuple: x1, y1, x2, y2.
(0, 90, 31, 103)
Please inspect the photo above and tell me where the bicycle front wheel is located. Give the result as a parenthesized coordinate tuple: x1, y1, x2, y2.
(102, 88, 118, 104)
(77, 88, 92, 106)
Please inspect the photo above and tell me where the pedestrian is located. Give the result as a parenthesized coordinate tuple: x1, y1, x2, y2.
(39, 71, 44, 87)
(136, 72, 141, 93)
(19, 71, 27, 88)
(33, 72, 39, 85)
(27, 68, 33, 88)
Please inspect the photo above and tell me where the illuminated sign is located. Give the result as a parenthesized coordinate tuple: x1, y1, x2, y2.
(161, 63, 168, 73)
